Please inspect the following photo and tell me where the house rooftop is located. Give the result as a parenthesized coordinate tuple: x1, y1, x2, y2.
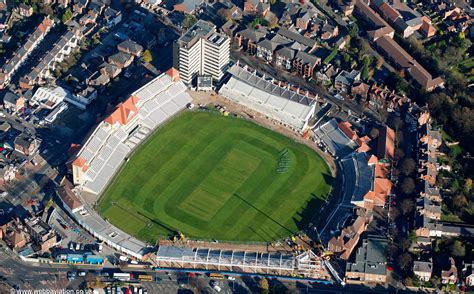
(346, 235, 388, 276)
(277, 27, 316, 49)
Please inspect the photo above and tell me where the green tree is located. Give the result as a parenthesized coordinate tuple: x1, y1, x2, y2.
(361, 56, 370, 80)
(385, 72, 408, 93)
(465, 178, 472, 192)
(61, 8, 72, 23)
(259, 278, 269, 294)
(142, 50, 153, 63)
(323, 48, 338, 65)
(349, 23, 359, 38)
(451, 240, 465, 257)
(183, 14, 197, 29)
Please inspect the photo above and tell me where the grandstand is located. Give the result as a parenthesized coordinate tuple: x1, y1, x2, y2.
(314, 119, 358, 158)
(72, 69, 192, 195)
(219, 64, 317, 132)
(73, 202, 148, 259)
(317, 118, 393, 243)
(156, 245, 331, 279)
(340, 152, 374, 208)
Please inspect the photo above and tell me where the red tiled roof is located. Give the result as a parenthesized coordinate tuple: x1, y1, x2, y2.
(72, 157, 88, 172)
(166, 67, 180, 82)
(58, 178, 83, 211)
(105, 95, 139, 126)
(376, 126, 395, 162)
(338, 121, 357, 140)
(378, 2, 401, 23)
(420, 16, 436, 37)
(355, 0, 390, 29)
(408, 64, 444, 91)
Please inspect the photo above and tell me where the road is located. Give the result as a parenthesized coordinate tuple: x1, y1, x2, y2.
(1, 247, 414, 293)
(230, 50, 385, 126)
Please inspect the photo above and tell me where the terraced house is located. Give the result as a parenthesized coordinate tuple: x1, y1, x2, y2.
(20, 29, 84, 89)
(0, 17, 54, 88)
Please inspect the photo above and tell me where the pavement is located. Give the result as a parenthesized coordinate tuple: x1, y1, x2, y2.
(0, 247, 406, 294)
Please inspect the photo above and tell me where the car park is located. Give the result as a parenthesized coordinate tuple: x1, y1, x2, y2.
(67, 271, 76, 281)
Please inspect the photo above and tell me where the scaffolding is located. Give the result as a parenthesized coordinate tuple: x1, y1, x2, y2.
(156, 246, 331, 279)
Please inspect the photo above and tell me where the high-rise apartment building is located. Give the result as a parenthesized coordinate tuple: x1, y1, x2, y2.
(173, 20, 230, 86)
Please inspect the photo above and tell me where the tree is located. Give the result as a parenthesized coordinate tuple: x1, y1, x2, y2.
(452, 194, 468, 210)
(361, 56, 370, 80)
(342, 53, 352, 66)
(400, 198, 415, 215)
(391, 116, 404, 131)
(400, 158, 416, 176)
(465, 178, 473, 192)
(40, 5, 53, 15)
(451, 240, 465, 257)
(389, 206, 400, 221)
(400, 177, 415, 195)
(369, 127, 379, 139)
(349, 23, 359, 38)
(259, 278, 269, 294)
(398, 252, 412, 271)
(183, 14, 197, 29)
(142, 50, 153, 63)
(217, 8, 232, 21)
(394, 148, 405, 161)
(61, 8, 73, 23)
(385, 72, 408, 93)
(408, 230, 418, 243)
(375, 55, 384, 70)
(266, 12, 279, 28)
(398, 237, 411, 251)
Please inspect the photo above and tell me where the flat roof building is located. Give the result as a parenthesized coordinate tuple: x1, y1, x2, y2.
(173, 20, 230, 86)
(345, 235, 388, 284)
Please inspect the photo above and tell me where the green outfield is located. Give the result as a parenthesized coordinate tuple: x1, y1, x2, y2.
(97, 111, 332, 243)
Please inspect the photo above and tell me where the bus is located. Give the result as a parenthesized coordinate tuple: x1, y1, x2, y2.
(138, 275, 153, 282)
(113, 273, 131, 281)
(209, 273, 224, 280)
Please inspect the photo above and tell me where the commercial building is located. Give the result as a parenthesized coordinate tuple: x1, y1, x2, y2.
(345, 235, 388, 284)
(31, 86, 68, 109)
(25, 218, 57, 253)
(173, 20, 230, 86)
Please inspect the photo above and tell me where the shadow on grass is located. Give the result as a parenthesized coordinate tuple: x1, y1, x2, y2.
(233, 193, 294, 236)
(112, 202, 177, 237)
(294, 193, 327, 232)
(322, 172, 334, 187)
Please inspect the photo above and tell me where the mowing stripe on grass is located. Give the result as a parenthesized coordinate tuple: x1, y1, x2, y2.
(98, 111, 332, 243)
